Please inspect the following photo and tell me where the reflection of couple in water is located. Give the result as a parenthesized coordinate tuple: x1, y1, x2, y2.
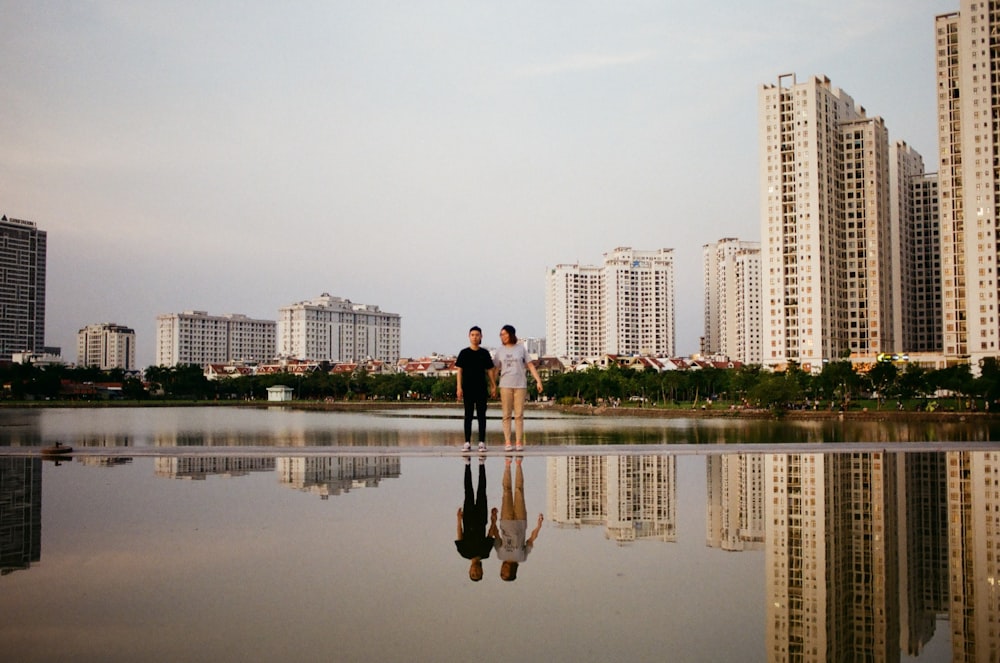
(455, 457, 543, 582)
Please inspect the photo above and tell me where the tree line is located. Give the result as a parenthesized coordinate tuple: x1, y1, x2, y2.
(4, 358, 1000, 412)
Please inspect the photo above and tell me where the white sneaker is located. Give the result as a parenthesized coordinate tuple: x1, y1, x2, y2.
(462, 442, 472, 452)
(478, 441, 487, 452)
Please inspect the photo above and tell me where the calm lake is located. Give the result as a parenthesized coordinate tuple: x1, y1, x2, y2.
(1, 406, 997, 662)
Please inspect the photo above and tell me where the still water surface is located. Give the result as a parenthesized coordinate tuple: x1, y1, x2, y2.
(1, 407, 997, 662)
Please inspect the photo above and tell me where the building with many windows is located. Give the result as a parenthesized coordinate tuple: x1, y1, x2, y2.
(0, 215, 46, 361)
(277, 293, 401, 363)
(545, 263, 603, 362)
(759, 75, 900, 369)
(77, 323, 136, 371)
(702, 238, 761, 364)
(891, 142, 942, 354)
(155, 311, 276, 367)
(936, 5, 1000, 364)
(546, 247, 675, 362)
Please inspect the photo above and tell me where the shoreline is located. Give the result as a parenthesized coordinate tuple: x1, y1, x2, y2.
(3, 398, 996, 423)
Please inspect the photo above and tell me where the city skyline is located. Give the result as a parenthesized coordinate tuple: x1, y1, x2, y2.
(0, 2, 947, 368)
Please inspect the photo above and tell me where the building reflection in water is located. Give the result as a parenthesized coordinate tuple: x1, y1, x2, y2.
(5, 446, 997, 659)
(547, 456, 676, 544)
(762, 451, 996, 663)
(155, 457, 277, 480)
(152, 455, 401, 501)
(0, 457, 41, 576)
(947, 451, 1000, 663)
(898, 453, 948, 658)
(276, 457, 401, 499)
(544, 450, 997, 661)
(765, 452, 902, 661)
(152, 429, 406, 448)
(707, 454, 765, 551)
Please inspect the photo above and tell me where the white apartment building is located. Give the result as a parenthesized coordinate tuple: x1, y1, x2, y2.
(155, 311, 276, 367)
(546, 247, 675, 361)
(522, 337, 546, 358)
(277, 293, 401, 363)
(702, 238, 761, 364)
(936, 5, 1000, 363)
(77, 323, 136, 371)
(545, 263, 604, 361)
(759, 74, 896, 369)
(603, 247, 675, 358)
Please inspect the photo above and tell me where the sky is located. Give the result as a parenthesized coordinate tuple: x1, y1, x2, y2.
(0, 1, 953, 368)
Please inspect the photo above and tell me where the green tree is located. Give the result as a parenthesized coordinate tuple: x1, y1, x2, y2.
(814, 361, 861, 408)
(866, 361, 899, 408)
(748, 372, 802, 413)
(897, 363, 928, 401)
(927, 364, 974, 410)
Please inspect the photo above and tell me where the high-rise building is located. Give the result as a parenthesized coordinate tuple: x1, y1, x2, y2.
(546, 247, 675, 361)
(545, 262, 603, 361)
(759, 75, 896, 369)
(891, 141, 942, 354)
(77, 323, 136, 371)
(0, 215, 46, 361)
(936, 5, 1000, 363)
(603, 247, 675, 358)
(703, 238, 761, 364)
(277, 293, 401, 363)
(155, 311, 276, 367)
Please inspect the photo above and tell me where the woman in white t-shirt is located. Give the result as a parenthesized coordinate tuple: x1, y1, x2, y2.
(492, 324, 543, 452)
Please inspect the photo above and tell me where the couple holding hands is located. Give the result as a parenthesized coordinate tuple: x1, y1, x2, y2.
(455, 324, 543, 453)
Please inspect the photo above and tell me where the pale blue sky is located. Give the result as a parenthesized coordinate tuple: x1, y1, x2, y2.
(0, 1, 951, 366)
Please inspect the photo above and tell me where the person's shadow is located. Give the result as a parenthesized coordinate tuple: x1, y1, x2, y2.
(455, 458, 497, 581)
(494, 457, 543, 582)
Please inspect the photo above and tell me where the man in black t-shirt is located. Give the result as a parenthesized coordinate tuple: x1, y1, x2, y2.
(455, 326, 497, 452)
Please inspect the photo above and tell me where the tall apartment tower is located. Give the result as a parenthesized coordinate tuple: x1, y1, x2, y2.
(891, 141, 942, 354)
(0, 216, 46, 361)
(546, 263, 603, 361)
(702, 238, 762, 364)
(277, 293, 401, 363)
(603, 247, 675, 358)
(759, 75, 895, 369)
(77, 323, 136, 371)
(546, 247, 675, 361)
(936, 5, 1000, 363)
(155, 311, 276, 367)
